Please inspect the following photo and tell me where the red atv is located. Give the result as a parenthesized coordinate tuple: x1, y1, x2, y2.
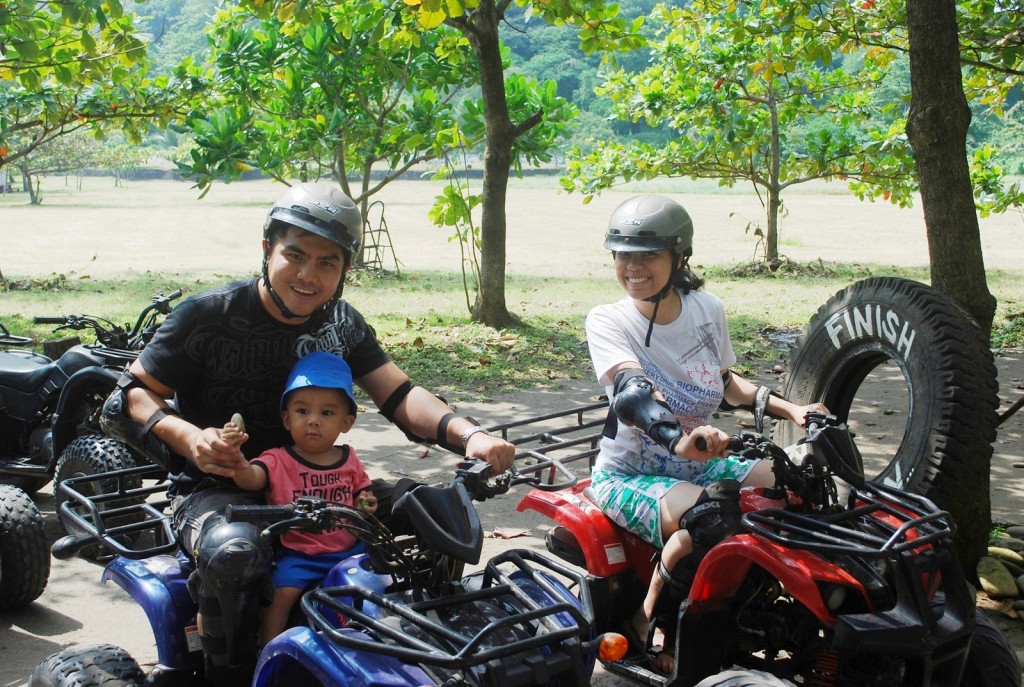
(510, 405, 1019, 687)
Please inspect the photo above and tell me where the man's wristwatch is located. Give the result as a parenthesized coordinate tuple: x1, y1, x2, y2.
(460, 425, 491, 449)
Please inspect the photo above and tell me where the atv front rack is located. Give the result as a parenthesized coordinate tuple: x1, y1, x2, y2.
(742, 479, 955, 558)
(54, 464, 178, 560)
(303, 548, 598, 686)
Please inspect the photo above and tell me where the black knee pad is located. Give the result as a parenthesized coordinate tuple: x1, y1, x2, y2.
(679, 479, 742, 559)
(196, 517, 272, 592)
(193, 516, 273, 676)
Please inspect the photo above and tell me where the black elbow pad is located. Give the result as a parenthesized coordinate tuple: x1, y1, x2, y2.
(611, 369, 683, 453)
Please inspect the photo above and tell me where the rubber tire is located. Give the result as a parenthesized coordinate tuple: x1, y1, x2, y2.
(774, 277, 998, 563)
(54, 435, 142, 561)
(962, 610, 1021, 687)
(29, 644, 144, 687)
(0, 484, 50, 609)
(694, 670, 796, 686)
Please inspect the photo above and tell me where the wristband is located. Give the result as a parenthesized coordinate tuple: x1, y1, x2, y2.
(460, 425, 490, 449)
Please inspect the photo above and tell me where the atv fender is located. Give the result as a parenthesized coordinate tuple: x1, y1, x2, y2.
(686, 534, 864, 627)
(517, 481, 635, 577)
(253, 626, 434, 687)
(101, 553, 200, 669)
(51, 364, 122, 459)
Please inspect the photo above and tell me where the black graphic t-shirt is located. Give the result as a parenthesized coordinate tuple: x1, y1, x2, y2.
(139, 278, 389, 493)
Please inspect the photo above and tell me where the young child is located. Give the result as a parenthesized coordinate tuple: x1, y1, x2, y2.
(226, 351, 378, 644)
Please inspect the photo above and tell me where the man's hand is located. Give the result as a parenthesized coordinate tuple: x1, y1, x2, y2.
(465, 432, 515, 475)
(190, 426, 250, 477)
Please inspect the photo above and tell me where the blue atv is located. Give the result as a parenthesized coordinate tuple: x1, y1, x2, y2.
(30, 457, 620, 687)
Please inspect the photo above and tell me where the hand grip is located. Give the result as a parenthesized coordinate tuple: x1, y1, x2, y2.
(225, 503, 294, 522)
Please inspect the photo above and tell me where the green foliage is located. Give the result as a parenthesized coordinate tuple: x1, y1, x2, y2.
(0, 0, 197, 170)
(177, 2, 477, 200)
(563, 0, 1024, 263)
(134, 0, 213, 75)
(563, 0, 914, 264)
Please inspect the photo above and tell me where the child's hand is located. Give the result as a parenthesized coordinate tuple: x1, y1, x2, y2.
(222, 413, 248, 449)
(356, 490, 378, 514)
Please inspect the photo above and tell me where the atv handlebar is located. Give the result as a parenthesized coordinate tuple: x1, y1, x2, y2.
(0, 322, 33, 346)
(34, 289, 182, 350)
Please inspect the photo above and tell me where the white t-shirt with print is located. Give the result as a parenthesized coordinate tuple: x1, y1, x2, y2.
(586, 288, 736, 479)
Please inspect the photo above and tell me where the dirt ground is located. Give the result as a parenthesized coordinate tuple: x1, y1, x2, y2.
(2, 177, 1024, 684)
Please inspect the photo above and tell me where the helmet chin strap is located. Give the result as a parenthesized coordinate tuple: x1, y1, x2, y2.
(261, 257, 346, 322)
(642, 255, 684, 347)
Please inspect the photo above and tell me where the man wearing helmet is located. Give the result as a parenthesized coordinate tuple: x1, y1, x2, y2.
(586, 194, 827, 674)
(102, 182, 514, 686)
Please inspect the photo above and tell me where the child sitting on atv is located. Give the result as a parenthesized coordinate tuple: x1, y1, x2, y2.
(225, 352, 378, 644)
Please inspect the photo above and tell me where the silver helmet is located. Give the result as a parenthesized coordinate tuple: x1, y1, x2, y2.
(264, 183, 362, 257)
(604, 194, 693, 256)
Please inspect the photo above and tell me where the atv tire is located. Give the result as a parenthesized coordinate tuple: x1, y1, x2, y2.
(774, 277, 998, 562)
(694, 670, 796, 686)
(962, 610, 1021, 687)
(54, 435, 142, 561)
(0, 484, 50, 609)
(30, 644, 144, 687)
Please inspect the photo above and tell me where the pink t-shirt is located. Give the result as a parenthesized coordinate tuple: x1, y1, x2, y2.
(253, 445, 372, 555)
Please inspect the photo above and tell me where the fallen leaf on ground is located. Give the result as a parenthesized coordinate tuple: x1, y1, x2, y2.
(489, 527, 529, 539)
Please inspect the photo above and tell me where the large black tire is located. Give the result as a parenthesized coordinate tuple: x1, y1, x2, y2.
(774, 277, 998, 565)
(694, 670, 795, 686)
(962, 610, 1021, 687)
(30, 644, 144, 687)
(0, 484, 50, 609)
(54, 435, 142, 561)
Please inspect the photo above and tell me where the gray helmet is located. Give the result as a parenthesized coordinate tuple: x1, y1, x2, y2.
(264, 183, 362, 257)
(604, 194, 693, 255)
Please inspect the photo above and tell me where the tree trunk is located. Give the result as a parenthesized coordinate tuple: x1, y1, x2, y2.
(765, 86, 781, 264)
(904, 0, 993, 573)
(461, 1, 519, 328)
(905, 0, 995, 335)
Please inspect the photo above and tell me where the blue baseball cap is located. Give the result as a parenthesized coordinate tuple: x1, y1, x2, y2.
(281, 352, 357, 415)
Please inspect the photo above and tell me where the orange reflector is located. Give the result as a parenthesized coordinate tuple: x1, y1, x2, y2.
(598, 632, 629, 662)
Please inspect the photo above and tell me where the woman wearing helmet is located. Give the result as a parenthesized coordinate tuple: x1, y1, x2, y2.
(585, 194, 826, 673)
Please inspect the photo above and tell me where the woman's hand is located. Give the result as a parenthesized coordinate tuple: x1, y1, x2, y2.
(792, 402, 830, 427)
(675, 425, 731, 460)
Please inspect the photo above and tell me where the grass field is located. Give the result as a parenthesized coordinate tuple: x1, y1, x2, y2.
(2, 174, 1022, 398)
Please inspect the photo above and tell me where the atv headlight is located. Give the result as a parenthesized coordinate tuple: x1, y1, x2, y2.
(819, 583, 849, 612)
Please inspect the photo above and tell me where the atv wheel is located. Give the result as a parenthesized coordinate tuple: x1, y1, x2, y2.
(694, 670, 796, 686)
(0, 484, 50, 609)
(962, 610, 1021, 687)
(54, 435, 142, 560)
(30, 644, 144, 687)
(774, 277, 998, 563)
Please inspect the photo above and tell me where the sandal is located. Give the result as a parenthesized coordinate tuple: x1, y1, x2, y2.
(621, 613, 666, 658)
